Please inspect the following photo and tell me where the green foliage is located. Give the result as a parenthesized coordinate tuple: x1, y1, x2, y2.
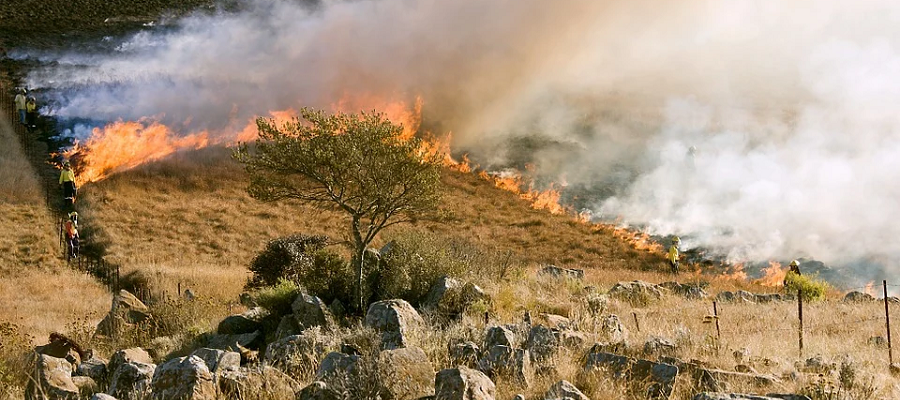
(373, 230, 472, 305)
(784, 272, 829, 302)
(254, 279, 303, 316)
(246, 234, 329, 289)
(293, 250, 355, 306)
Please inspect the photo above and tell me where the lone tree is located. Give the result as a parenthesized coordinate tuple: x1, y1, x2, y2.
(234, 108, 443, 311)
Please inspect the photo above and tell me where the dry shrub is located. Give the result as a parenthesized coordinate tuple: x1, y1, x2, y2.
(0, 322, 32, 399)
(247, 234, 330, 289)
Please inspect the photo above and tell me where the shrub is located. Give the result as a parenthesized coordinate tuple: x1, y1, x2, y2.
(254, 279, 303, 316)
(373, 230, 472, 305)
(0, 322, 31, 398)
(246, 234, 329, 288)
(784, 272, 829, 302)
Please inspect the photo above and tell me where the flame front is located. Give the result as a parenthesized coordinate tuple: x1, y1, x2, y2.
(756, 261, 786, 287)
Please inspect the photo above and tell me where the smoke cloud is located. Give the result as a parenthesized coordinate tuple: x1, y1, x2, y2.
(22, 0, 900, 280)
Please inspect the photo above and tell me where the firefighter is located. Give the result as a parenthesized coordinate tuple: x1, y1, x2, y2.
(59, 161, 77, 207)
(25, 96, 37, 130)
(784, 259, 801, 287)
(64, 212, 79, 259)
(668, 236, 681, 274)
(14, 89, 26, 125)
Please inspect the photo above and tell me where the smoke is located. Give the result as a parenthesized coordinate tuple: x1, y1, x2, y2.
(21, 0, 900, 279)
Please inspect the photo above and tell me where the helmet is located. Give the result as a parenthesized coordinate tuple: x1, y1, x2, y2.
(68, 211, 78, 218)
(63, 161, 71, 167)
(673, 236, 681, 243)
(790, 260, 799, 267)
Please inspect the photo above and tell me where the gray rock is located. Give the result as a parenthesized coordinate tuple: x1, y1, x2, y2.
(147, 336, 179, 361)
(543, 380, 589, 400)
(219, 366, 301, 400)
(274, 315, 301, 340)
(524, 325, 558, 362)
(108, 348, 153, 381)
(539, 265, 584, 280)
(204, 331, 264, 352)
(484, 326, 516, 349)
(293, 293, 336, 331)
(72, 376, 100, 398)
(599, 314, 628, 344)
(264, 333, 328, 376)
(644, 336, 677, 357)
(608, 281, 663, 304)
(75, 356, 109, 384)
(843, 291, 876, 303)
(693, 394, 810, 400)
(316, 352, 360, 382)
(296, 381, 342, 400)
(96, 290, 151, 337)
(659, 281, 709, 300)
(422, 276, 489, 317)
(217, 307, 269, 335)
(91, 394, 117, 400)
(477, 345, 531, 387)
(583, 350, 678, 399)
(449, 341, 480, 368)
(108, 361, 156, 399)
(537, 314, 570, 330)
(26, 354, 79, 400)
(150, 355, 216, 400)
(753, 294, 783, 304)
(190, 348, 240, 375)
(377, 346, 436, 400)
(434, 367, 496, 400)
(365, 299, 425, 350)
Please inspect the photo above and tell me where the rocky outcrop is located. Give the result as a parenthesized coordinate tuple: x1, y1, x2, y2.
(108, 361, 156, 400)
(150, 355, 216, 400)
(524, 325, 558, 362)
(483, 326, 516, 349)
(659, 281, 709, 300)
(365, 299, 425, 350)
(843, 291, 876, 303)
(476, 345, 531, 387)
(693, 394, 811, 400)
(434, 367, 496, 400)
(422, 276, 489, 318)
(217, 307, 268, 335)
(539, 265, 584, 280)
(296, 381, 342, 400)
(26, 354, 79, 400)
(377, 346, 435, 400)
(449, 341, 480, 368)
(315, 352, 360, 382)
(190, 348, 240, 377)
(543, 380, 588, 400)
(264, 333, 328, 376)
(107, 348, 153, 380)
(219, 367, 300, 400)
(609, 281, 663, 304)
(584, 349, 678, 399)
(96, 290, 150, 337)
(293, 293, 336, 331)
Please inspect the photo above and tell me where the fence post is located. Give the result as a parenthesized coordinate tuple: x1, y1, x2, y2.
(798, 288, 804, 359)
(713, 301, 721, 344)
(884, 280, 893, 365)
(177, 282, 182, 298)
(632, 312, 641, 332)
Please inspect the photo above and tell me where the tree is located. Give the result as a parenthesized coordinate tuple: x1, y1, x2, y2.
(234, 108, 443, 312)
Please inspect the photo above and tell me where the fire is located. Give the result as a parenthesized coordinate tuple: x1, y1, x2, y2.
(720, 263, 749, 281)
(755, 261, 787, 287)
(610, 227, 664, 254)
(864, 281, 877, 297)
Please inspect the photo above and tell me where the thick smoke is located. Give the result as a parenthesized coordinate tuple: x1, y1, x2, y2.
(23, 0, 900, 279)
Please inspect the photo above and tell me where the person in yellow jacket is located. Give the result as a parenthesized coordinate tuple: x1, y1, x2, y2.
(783, 260, 801, 287)
(14, 89, 26, 125)
(668, 236, 681, 274)
(25, 96, 37, 130)
(60, 161, 77, 207)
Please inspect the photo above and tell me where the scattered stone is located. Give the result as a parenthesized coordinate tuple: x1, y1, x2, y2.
(150, 355, 216, 400)
(543, 380, 589, 400)
(434, 367, 496, 400)
(524, 325, 558, 362)
(264, 333, 328, 376)
(716, 291, 757, 303)
(108, 348, 153, 380)
(599, 314, 628, 344)
(583, 349, 678, 399)
(797, 356, 835, 374)
(449, 341, 480, 368)
(539, 265, 585, 280)
(190, 348, 240, 376)
(96, 290, 151, 337)
(219, 366, 301, 400)
(753, 294, 783, 304)
(91, 394, 117, 400)
(218, 307, 269, 335)
(558, 331, 589, 349)
(843, 291, 876, 303)
(108, 361, 156, 400)
(274, 315, 301, 340)
(422, 276, 490, 318)
(537, 314, 570, 330)
(608, 281, 663, 304)
(377, 346, 435, 399)
(644, 336, 677, 357)
(365, 299, 425, 350)
(76, 356, 109, 384)
(484, 326, 516, 349)
(477, 345, 531, 386)
(583, 293, 609, 316)
(695, 368, 781, 392)
(72, 376, 100, 398)
(147, 336, 179, 361)
(316, 352, 360, 381)
(693, 394, 810, 400)
(203, 331, 264, 353)
(26, 354, 79, 400)
(659, 281, 709, 300)
(296, 381, 342, 400)
(293, 293, 336, 331)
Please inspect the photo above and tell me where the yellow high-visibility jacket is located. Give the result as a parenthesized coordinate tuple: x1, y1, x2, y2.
(14, 94, 25, 110)
(668, 245, 679, 263)
(59, 169, 75, 184)
(26, 101, 36, 112)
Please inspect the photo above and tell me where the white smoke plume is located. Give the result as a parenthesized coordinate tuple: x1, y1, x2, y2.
(22, 0, 900, 279)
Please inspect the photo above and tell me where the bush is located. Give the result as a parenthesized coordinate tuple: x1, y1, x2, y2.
(246, 234, 329, 288)
(254, 279, 303, 316)
(373, 230, 472, 305)
(0, 322, 31, 398)
(784, 272, 829, 302)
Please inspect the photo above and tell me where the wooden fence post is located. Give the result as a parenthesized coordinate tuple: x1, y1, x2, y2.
(713, 301, 721, 343)
(632, 312, 641, 332)
(884, 280, 893, 365)
(798, 288, 804, 359)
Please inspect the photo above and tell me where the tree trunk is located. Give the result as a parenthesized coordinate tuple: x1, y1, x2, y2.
(351, 215, 366, 313)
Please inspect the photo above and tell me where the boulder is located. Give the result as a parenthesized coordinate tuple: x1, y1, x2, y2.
(108, 361, 156, 400)
(484, 326, 516, 349)
(218, 307, 269, 335)
(583, 293, 609, 316)
(422, 276, 489, 317)
(96, 290, 150, 337)
(219, 366, 301, 400)
(843, 291, 876, 303)
(316, 352, 360, 382)
(796, 356, 835, 374)
(558, 331, 589, 349)
(543, 380, 589, 400)
(476, 345, 531, 387)
(203, 331, 264, 353)
(293, 293, 336, 331)
(274, 315, 301, 340)
(26, 354, 79, 400)
(608, 281, 663, 304)
(434, 367, 496, 400)
(539, 265, 585, 280)
(599, 314, 628, 344)
(147, 336, 179, 361)
(449, 341, 480, 368)
(659, 281, 709, 300)
(644, 337, 677, 357)
(365, 299, 425, 350)
(108, 348, 153, 380)
(264, 332, 328, 376)
(76, 356, 109, 384)
(377, 346, 436, 399)
(296, 381, 342, 400)
(190, 348, 241, 375)
(72, 376, 99, 398)
(693, 394, 810, 400)
(537, 314, 570, 330)
(716, 291, 756, 303)
(90, 394, 117, 400)
(753, 294, 783, 304)
(583, 350, 678, 399)
(694, 368, 781, 392)
(35, 333, 85, 368)
(151, 355, 216, 400)
(524, 325, 558, 362)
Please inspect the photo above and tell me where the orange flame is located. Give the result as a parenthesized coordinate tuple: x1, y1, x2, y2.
(721, 263, 749, 281)
(610, 227, 664, 254)
(755, 261, 787, 287)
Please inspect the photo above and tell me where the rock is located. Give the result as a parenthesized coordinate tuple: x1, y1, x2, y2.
(599, 314, 628, 344)
(513, 395, 525, 400)
(558, 331, 589, 349)
(108, 348, 153, 380)
(537, 314, 570, 330)
(543, 380, 589, 400)
(890, 363, 900, 377)
(422, 276, 489, 318)
(583, 293, 609, 316)
(583, 350, 678, 399)
(316, 352, 360, 381)
(72, 376, 99, 398)
(293, 293, 336, 331)
(434, 367, 496, 400)
(477, 345, 531, 386)
(843, 291, 876, 302)
(184, 289, 197, 301)
(203, 331, 264, 353)
(76, 356, 109, 384)
(753, 294, 783, 304)
(150, 355, 216, 400)
(659, 281, 709, 300)
(797, 356, 835, 374)
(524, 325, 558, 362)
(108, 361, 156, 399)
(296, 381, 342, 400)
(716, 291, 757, 303)
(377, 346, 436, 399)
(340, 343, 362, 356)
(692, 394, 810, 400)
(365, 299, 425, 350)
(644, 336, 677, 357)
(484, 326, 516, 349)
(608, 281, 663, 304)
(868, 336, 888, 348)
(218, 307, 269, 335)
(190, 348, 240, 375)
(26, 354, 79, 400)
(96, 290, 150, 337)
(147, 336, 179, 361)
(274, 315, 301, 340)
(695, 368, 781, 392)
(539, 265, 584, 280)
(34, 333, 85, 369)
(91, 394, 117, 400)
(264, 332, 328, 376)
(449, 341, 480, 368)
(734, 364, 757, 374)
(219, 366, 300, 400)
